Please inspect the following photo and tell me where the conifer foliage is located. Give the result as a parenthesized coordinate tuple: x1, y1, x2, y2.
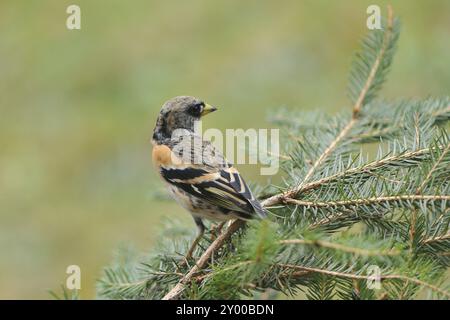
(98, 9, 450, 300)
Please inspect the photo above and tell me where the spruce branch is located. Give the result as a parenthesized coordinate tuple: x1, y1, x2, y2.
(276, 264, 450, 298)
(98, 7, 449, 300)
(263, 147, 436, 201)
(279, 239, 400, 256)
(416, 142, 450, 194)
(261, 9, 398, 208)
(285, 195, 450, 209)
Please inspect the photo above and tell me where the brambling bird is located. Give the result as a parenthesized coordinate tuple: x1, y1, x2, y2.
(151, 96, 267, 259)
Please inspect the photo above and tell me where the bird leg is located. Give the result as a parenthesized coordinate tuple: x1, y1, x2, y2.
(185, 217, 205, 262)
(210, 221, 226, 241)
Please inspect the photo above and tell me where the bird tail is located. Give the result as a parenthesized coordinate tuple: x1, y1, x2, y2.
(249, 199, 268, 219)
(233, 199, 267, 221)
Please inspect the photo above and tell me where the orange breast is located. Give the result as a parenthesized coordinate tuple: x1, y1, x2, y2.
(152, 144, 172, 167)
(152, 144, 184, 168)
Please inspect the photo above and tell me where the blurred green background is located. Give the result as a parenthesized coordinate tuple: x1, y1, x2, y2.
(0, 0, 449, 299)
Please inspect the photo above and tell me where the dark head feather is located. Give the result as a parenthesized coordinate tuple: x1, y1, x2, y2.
(152, 96, 210, 143)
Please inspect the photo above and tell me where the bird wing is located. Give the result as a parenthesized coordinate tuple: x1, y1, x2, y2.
(153, 135, 266, 219)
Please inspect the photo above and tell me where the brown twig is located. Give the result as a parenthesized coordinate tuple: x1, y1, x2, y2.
(162, 219, 245, 300)
(422, 233, 450, 245)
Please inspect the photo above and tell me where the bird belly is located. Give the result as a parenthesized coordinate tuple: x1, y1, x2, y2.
(166, 185, 234, 221)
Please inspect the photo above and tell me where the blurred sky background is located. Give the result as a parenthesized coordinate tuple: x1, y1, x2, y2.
(0, 0, 449, 299)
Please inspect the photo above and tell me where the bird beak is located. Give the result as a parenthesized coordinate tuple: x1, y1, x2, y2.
(201, 103, 218, 117)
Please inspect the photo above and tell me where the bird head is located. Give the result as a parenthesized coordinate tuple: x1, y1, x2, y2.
(152, 96, 217, 143)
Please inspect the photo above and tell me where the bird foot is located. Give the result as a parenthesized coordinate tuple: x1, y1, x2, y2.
(210, 222, 225, 241)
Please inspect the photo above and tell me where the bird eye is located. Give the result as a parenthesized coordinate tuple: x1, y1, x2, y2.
(189, 102, 204, 116)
